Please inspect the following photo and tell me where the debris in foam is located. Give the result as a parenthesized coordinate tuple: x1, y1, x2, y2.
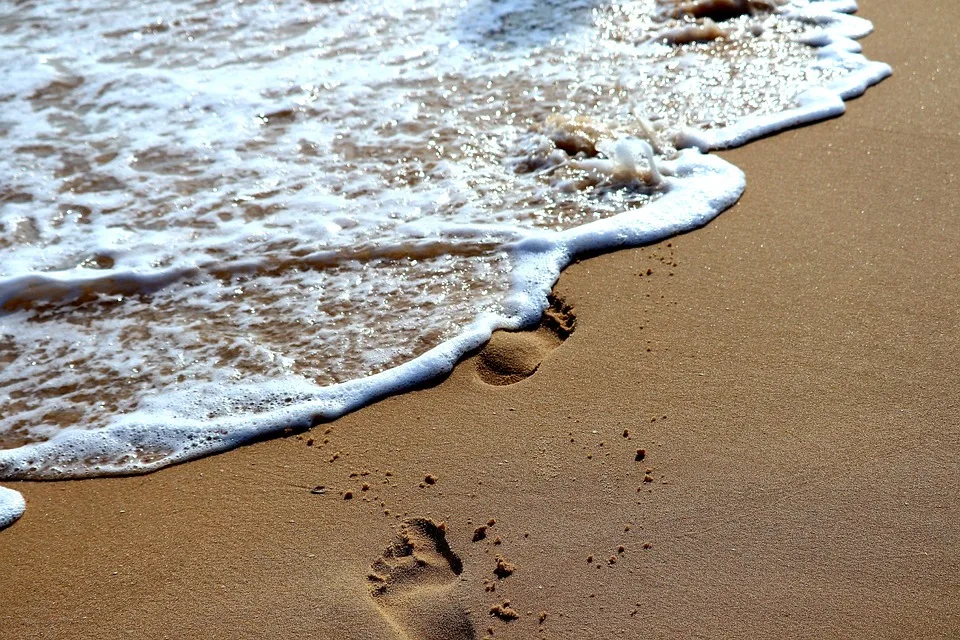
(664, 0, 777, 22)
(656, 18, 729, 45)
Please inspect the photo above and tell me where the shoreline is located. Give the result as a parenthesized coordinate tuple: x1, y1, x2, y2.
(0, 0, 888, 485)
(2, 1, 958, 638)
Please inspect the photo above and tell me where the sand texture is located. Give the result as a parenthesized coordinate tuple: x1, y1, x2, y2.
(1, 1, 958, 638)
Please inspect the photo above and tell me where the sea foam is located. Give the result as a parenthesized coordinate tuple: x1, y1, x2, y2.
(0, 486, 26, 530)
(0, 0, 889, 521)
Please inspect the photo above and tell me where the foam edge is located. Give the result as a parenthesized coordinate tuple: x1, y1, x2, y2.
(0, 486, 26, 530)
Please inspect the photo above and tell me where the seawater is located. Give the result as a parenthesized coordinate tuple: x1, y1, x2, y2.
(0, 0, 889, 527)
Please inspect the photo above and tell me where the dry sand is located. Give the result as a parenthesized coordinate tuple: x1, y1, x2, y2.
(1, 1, 958, 638)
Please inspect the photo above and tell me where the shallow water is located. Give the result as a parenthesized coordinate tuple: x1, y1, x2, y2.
(0, 0, 888, 521)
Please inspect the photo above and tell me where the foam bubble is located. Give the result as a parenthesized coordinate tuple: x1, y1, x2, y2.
(0, 486, 26, 530)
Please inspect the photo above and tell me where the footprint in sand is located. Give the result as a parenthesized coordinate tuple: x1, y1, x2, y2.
(476, 294, 575, 386)
(368, 518, 476, 640)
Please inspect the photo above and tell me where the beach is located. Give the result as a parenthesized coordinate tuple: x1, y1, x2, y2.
(1, 0, 958, 638)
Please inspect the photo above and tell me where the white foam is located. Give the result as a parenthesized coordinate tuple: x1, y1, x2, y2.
(0, 0, 889, 500)
(0, 486, 26, 530)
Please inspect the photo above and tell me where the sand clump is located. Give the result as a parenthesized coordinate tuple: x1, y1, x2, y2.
(493, 555, 516, 579)
(489, 601, 520, 622)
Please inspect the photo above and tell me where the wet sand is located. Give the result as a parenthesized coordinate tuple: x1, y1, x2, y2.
(1, 1, 958, 638)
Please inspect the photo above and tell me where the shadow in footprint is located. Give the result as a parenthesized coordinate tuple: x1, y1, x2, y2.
(368, 519, 476, 640)
(476, 294, 575, 386)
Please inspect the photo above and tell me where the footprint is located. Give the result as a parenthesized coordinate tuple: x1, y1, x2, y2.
(368, 518, 476, 640)
(476, 294, 575, 386)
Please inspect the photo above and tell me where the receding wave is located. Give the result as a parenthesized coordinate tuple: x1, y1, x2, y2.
(0, 0, 888, 518)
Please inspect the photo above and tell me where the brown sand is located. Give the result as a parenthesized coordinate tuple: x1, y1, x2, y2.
(1, 1, 958, 638)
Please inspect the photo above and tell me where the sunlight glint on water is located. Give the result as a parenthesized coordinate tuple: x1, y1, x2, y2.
(0, 0, 888, 494)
